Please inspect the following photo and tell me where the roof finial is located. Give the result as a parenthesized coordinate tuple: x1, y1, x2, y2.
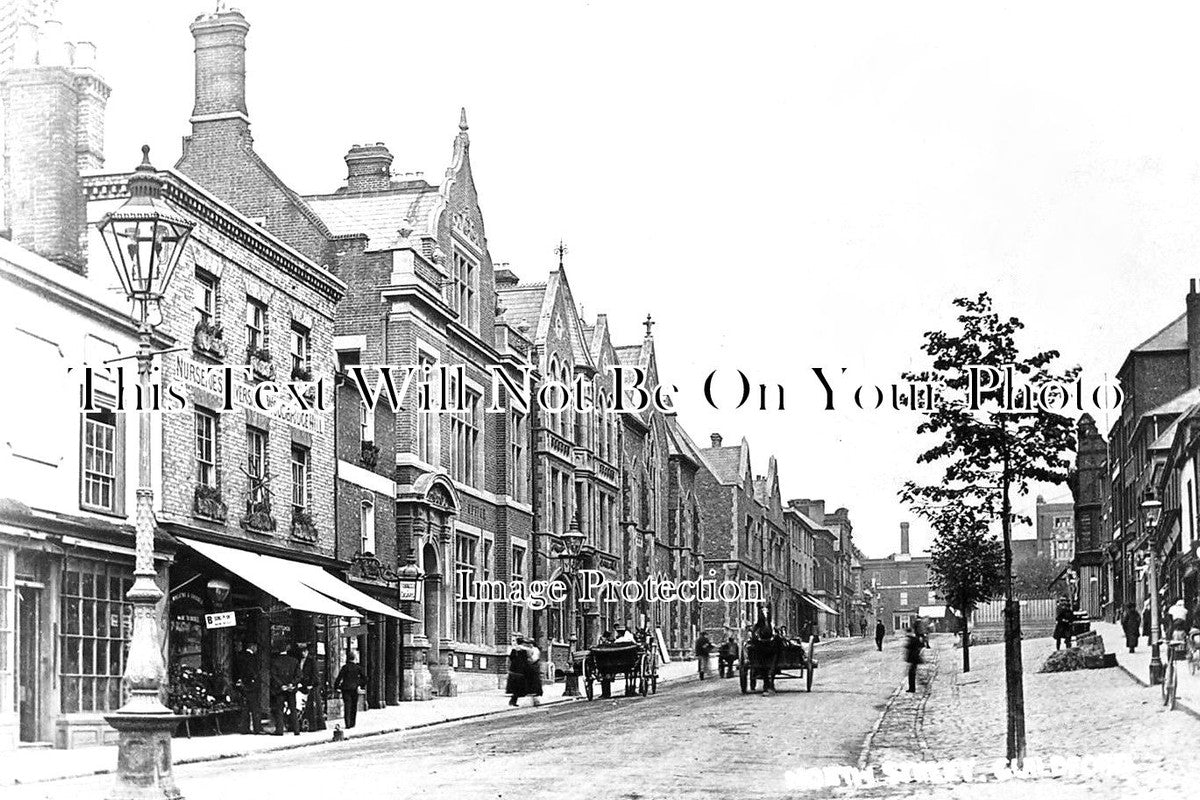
(643, 313, 655, 338)
(555, 240, 567, 270)
(459, 107, 469, 132)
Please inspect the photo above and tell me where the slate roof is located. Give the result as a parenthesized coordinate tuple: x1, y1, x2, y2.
(702, 445, 745, 485)
(304, 186, 442, 251)
(615, 344, 646, 366)
(665, 415, 707, 467)
(1146, 385, 1200, 419)
(1133, 313, 1187, 353)
(496, 282, 547, 335)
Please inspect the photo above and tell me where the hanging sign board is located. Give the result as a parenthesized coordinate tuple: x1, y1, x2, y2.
(205, 611, 236, 629)
(398, 581, 419, 602)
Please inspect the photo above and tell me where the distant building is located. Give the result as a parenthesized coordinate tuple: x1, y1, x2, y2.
(1035, 495, 1075, 564)
(861, 523, 938, 634)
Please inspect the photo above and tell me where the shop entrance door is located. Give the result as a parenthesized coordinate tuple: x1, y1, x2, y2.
(17, 583, 42, 742)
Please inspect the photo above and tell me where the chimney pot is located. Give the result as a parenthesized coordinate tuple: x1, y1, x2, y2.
(189, 9, 251, 126)
(345, 143, 394, 193)
(711, 433, 723, 447)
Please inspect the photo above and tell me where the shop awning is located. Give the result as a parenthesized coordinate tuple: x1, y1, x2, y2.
(802, 593, 840, 615)
(292, 563, 418, 622)
(179, 537, 359, 618)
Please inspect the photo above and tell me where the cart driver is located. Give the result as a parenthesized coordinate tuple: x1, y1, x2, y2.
(614, 626, 635, 644)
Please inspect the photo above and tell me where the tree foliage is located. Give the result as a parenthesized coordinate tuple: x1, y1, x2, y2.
(1011, 554, 1066, 598)
(927, 500, 1005, 616)
(900, 292, 1079, 547)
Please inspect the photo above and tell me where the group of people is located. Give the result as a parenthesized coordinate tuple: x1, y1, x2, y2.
(692, 631, 742, 679)
(506, 636, 545, 706)
(1121, 599, 1200, 658)
(231, 641, 370, 735)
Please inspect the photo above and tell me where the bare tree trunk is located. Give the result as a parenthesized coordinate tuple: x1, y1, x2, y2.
(962, 610, 971, 673)
(1000, 434, 1026, 766)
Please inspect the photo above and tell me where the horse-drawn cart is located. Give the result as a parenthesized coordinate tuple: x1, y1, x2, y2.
(738, 635, 817, 694)
(582, 641, 658, 700)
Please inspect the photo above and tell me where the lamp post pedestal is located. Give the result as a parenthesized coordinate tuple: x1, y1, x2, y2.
(563, 636, 580, 697)
(105, 713, 182, 800)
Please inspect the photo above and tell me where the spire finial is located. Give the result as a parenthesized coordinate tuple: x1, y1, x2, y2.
(555, 240, 567, 270)
(459, 107, 469, 132)
(643, 313, 655, 338)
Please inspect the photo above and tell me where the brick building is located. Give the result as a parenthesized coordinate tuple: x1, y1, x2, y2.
(1067, 414, 1110, 618)
(1034, 495, 1075, 564)
(861, 523, 936, 634)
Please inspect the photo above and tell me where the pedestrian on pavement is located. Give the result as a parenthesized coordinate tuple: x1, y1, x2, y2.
(506, 637, 529, 706)
(523, 638, 543, 706)
(1143, 601, 1153, 646)
(903, 629, 924, 693)
(1053, 600, 1074, 651)
(297, 643, 325, 733)
(875, 621, 886, 651)
(718, 636, 738, 678)
(233, 640, 263, 734)
(695, 631, 714, 679)
(333, 650, 367, 729)
(269, 645, 301, 736)
(1121, 603, 1141, 654)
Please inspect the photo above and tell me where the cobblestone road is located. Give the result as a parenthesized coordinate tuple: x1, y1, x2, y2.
(7, 638, 900, 800)
(842, 634, 1200, 800)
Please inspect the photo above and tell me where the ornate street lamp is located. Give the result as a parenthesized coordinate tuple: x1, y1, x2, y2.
(555, 519, 587, 697)
(99, 146, 193, 800)
(1142, 498, 1163, 685)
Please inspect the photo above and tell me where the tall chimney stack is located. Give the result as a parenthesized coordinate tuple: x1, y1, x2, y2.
(1, 19, 110, 271)
(189, 8, 251, 138)
(900, 522, 910, 555)
(344, 143, 394, 193)
(710, 433, 723, 448)
(1188, 280, 1200, 388)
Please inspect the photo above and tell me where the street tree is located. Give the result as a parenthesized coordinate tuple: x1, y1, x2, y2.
(926, 500, 1004, 673)
(1011, 555, 1065, 598)
(899, 291, 1078, 766)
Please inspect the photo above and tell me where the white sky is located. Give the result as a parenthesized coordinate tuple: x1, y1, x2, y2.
(49, 0, 1200, 558)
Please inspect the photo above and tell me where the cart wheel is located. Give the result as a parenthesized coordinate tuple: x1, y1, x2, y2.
(749, 669, 757, 692)
(739, 657, 748, 694)
(651, 675, 658, 694)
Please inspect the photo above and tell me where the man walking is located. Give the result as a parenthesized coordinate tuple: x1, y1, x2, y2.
(1122, 602, 1142, 654)
(233, 640, 263, 734)
(297, 643, 325, 732)
(875, 620, 886, 652)
(718, 635, 738, 678)
(333, 651, 367, 729)
(695, 631, 714, 679)
(903, 628, 923, 693)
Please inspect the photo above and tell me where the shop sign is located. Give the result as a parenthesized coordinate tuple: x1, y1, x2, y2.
(398, 581, 419, 601)
(205, 611, 237, 629)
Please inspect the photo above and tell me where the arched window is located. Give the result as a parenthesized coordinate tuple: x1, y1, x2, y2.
(360, 495, 375, 555)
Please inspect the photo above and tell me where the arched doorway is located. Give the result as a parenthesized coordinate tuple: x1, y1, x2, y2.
(422, 541, 441, 664)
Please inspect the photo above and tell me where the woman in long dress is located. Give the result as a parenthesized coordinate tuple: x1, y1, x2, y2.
(523, 638, 543, 706)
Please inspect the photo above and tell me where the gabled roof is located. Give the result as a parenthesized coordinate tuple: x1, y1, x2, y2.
(701, 437, 752, 487)
(1133, 313, 1187, 353)
(305, 186, 442, 251)
(665, 415, 707, 468)
(496, 282, 547, 335)
(1146, 385, 1200, 419)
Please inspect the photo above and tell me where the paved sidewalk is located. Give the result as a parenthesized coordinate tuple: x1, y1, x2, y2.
(857, 633, 1200, 799)
(1092, 620, 1200, 718)
(4, 657, 701, 787)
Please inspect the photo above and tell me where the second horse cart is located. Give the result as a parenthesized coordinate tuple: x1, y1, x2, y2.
(582, 641, 658, 700)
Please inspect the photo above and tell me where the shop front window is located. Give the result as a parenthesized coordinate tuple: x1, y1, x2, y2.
(59, 558, 132, 714)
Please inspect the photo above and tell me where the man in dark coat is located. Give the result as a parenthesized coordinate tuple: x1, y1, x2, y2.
(296, 643, 325, 733)
(333, 651, 367, 729)
(1143, 604, 1153, 646)
(904, 628, 923, 692)
(695, 631, 714, 679)
(1053, 601, 1074, 651)
(505, 637, 528, 706)
(269, 645, 301, 736)
(875, 620, 886, 652)
(1121, 603, 1141, 653)
(718, 636, 739, 678)
(232, 640, 263, 734)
